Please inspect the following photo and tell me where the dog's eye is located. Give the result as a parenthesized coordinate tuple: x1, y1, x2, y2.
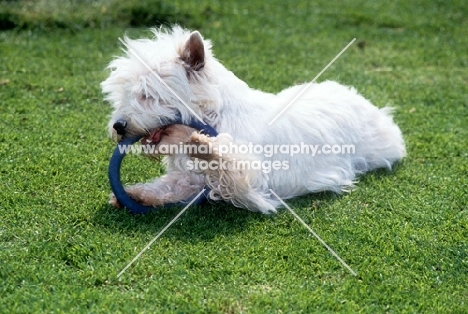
(140, 94, 153, 101)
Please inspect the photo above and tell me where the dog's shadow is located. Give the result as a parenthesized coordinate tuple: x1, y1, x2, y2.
(92, 200, 272, 243)
(93, 193, 344, 244)
(93, 165, 403, 242)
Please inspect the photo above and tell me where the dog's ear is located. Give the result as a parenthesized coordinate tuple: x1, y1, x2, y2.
(181, 31, 205, 71)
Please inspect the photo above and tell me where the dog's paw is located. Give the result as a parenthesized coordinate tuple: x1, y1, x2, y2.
(109, 193, 122, 208)
(190, 132, 212, 144)
(189, 132, 216, 160)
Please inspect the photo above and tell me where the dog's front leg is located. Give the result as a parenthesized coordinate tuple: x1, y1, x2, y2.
(189, 132, 280, 214)
(109, 171, 204, 208)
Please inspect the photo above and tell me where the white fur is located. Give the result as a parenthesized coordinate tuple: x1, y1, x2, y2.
(102, 26, 406, 214)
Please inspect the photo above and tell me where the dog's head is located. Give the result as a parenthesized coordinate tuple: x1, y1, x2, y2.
(101, 26, 221, 142)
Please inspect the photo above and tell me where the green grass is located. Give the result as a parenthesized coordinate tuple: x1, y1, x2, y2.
(0, 0, 193, 30)
(1, 0, 467, 312)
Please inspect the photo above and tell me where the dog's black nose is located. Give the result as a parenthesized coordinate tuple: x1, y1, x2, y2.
(113, 120, 127, 135)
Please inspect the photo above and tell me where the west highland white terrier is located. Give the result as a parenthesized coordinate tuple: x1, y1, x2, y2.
(102, 26, 406, 214)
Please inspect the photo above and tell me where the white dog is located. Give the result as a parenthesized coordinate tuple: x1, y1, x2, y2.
(102, 26, 406, 214)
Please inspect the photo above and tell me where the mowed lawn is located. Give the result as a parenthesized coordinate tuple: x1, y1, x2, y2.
(0, 0, 467, 312)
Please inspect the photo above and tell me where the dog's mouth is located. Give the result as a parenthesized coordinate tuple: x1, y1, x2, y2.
(140, 125, 169, 145)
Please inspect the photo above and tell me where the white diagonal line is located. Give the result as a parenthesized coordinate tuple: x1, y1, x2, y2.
(118, 37, 206, 125)
(269, 189, 357, 276)
(268, 38, 356, 125)
(117, 189, 206, 277)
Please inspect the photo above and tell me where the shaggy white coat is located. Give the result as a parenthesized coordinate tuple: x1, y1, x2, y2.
(102, 26, 406, 214)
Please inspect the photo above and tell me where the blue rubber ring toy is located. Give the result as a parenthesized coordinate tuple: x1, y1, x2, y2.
(108, 116, 218, 214)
